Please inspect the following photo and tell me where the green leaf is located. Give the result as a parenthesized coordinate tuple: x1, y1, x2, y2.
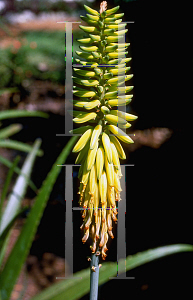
(30, 244, 193, 300)
(0, 88, 19, 96)
(126, 244, 193, 269)
(0, 140, 41, 268)
(0, 124, 22, 139)
(0, 139, 43, 156)
(0, 155, 37, 192)
(0, 110, 48, 121)
(0, 207, 28, 262)
(0, 139, 41, 237)
(0, 136, 78, 300)
(0, 156, 20, 264)
(0, 156, 20, 211)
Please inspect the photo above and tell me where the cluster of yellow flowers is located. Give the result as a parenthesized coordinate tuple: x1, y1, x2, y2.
(70, 2, 137, 259)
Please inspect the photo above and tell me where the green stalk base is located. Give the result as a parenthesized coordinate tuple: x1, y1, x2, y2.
(90, 251, 99, 300)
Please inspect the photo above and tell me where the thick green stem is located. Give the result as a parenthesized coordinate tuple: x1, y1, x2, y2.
(90, 251, 100, 300)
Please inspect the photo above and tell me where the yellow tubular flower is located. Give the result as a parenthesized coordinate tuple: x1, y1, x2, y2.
(70, 1, 137, 260)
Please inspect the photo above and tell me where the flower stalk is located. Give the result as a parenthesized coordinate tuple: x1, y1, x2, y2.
(71, 2, 137, 262)
(90, 247, 100, 300)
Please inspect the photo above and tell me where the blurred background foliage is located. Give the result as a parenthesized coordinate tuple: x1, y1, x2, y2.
(0, 0, 88, 94)
(0, 30, 66, 88)
(0, 0, 135, 95)
(1, 0, 84, 14)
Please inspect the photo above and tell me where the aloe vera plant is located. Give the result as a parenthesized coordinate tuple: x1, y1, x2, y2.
(71, 2, 137, 262)
(70, 2, 138, 298)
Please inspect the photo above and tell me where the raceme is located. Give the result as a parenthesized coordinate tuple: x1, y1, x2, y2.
(70, 2, 137, 260)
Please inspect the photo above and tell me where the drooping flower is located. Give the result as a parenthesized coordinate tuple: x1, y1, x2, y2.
(70, 2, 137, 260)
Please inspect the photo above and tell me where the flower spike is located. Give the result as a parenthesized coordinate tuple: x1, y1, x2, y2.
(70, 2, 137, 260)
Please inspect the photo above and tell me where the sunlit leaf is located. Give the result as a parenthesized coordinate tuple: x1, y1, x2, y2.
(0, 139, 43, 156)
(0, 139, 42, 236)
(0, 156, 20, 210)
(0, 155, 37, 192)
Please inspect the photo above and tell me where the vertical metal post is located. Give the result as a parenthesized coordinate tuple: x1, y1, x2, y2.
(65, 165, 73, 276)
(65, 22, 74, 136)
